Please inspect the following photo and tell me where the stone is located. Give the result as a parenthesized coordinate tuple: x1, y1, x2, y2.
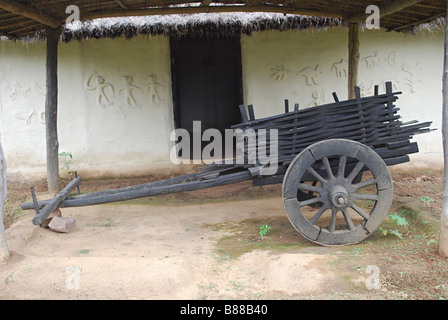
(48, 216, 76, 233)
(41, 208, 62, 228)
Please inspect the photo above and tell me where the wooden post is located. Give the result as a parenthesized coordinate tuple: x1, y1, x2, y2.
(348, 23, 360, 100)
(45, 26, 62, 194)
(439, 0, 448, 257)
(0, 139, 9, 263)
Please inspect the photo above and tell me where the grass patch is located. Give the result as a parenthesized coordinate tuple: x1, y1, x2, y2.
(207, 216, 312, 261)
(76, 249, 91, 255)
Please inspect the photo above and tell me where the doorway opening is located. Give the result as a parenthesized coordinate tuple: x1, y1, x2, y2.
(170, 36, 244, 160)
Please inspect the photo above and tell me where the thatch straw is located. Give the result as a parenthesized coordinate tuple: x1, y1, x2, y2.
(59, 12, 341, 42)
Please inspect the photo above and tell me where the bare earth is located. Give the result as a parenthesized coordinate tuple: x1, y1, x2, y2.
(0, 168, 447, 300)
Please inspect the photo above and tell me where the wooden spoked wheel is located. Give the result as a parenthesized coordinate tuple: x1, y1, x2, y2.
(282, 139, 393, 246)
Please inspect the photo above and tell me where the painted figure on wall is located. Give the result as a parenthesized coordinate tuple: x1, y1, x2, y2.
(146, 74, 164, 106)
(85, 73, 115, 107)
(119, 76, 141, 109)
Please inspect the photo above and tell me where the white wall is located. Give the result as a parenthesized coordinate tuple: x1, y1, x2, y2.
(0, 35, 178, 181)
(0, 26, 444, 181)
(241, 27, 444, 168)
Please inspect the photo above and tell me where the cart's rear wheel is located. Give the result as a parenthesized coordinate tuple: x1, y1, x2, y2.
(282, 139, 393, 246)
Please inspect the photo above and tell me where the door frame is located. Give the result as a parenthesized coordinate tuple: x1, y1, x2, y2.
(169, 35, 244, 131)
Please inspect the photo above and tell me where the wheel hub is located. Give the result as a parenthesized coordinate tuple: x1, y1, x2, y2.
(329, 185, 349, 208)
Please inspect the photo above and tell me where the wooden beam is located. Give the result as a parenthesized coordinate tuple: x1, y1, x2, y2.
(345, 0, 425, 24)
(390, 12, 445, 32)
(439, 0, 448, 257)
(0, 29, 19, 40)
(114, 0, 128, 10)
(348, 23, 359, 100)
(0, 139, 9, 262)
(45, 26, 62, 194)
(82, 4, 343, 20)
(0, 0, 61, 28)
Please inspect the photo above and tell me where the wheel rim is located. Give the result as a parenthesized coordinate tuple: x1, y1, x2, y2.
(282, 139, 393, 246)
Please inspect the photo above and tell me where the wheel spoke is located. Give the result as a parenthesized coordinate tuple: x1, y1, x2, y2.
(352, 177, 377, 190)
(350, 202, 370, 220)
(309, 203, 330, 225)
(282, 139, 393, 245)
(346, 161, 365, 183)
(342, 208, 355, 230)
(297, 183, 324, 194)
(298, 196, 322, 208)
(337, 156, 347, 178)
(353, 193, 379, 201)
(322, 157, 335, 180)
(329, 208, 338, 232)
(306, 167, 327, 184)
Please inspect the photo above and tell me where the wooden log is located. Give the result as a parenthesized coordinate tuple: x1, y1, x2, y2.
(27, 170, 253, 210)
(21, 171, 206, 210)
(31, 175, 81, 225)
(239, 104, 249, 123)
(45, 26, 62, 194)
(285, 99, 289, 113)
(348, 23, 360, 100)
(248, 105, 255, 121)
(439, 0, 448, 257)
(0, 138, 9, 262)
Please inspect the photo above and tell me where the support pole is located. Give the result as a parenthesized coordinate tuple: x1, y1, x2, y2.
(45, 26, 62, 194)
(0, 140, 9, 262)
(439, 0, 448, 257)
(348, 23, 360, 100)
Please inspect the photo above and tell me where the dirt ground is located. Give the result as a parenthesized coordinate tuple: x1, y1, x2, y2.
(0, 168, 447, 300)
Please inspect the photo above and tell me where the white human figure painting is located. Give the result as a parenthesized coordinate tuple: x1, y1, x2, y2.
(146, 74, 164, 106)
(119, 76, 141, 109)
(85, 73, 115, 107)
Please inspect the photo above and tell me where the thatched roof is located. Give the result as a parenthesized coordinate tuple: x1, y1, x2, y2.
(0, 1, 446, 40)
(58, 13, 341, 42)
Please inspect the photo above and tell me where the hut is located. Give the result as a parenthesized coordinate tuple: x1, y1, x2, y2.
(0, 1, 446, 189)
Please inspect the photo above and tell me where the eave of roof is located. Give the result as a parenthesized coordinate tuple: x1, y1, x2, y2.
(0, 1, 445, 41)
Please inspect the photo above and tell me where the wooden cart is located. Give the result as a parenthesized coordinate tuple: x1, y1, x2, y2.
(21, 82, 433, 246)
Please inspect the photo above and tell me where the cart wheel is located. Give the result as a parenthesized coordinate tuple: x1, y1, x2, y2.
(282, 139, 393, 246)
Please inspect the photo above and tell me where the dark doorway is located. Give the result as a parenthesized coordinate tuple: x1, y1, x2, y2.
(171, 36, 244, 136)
